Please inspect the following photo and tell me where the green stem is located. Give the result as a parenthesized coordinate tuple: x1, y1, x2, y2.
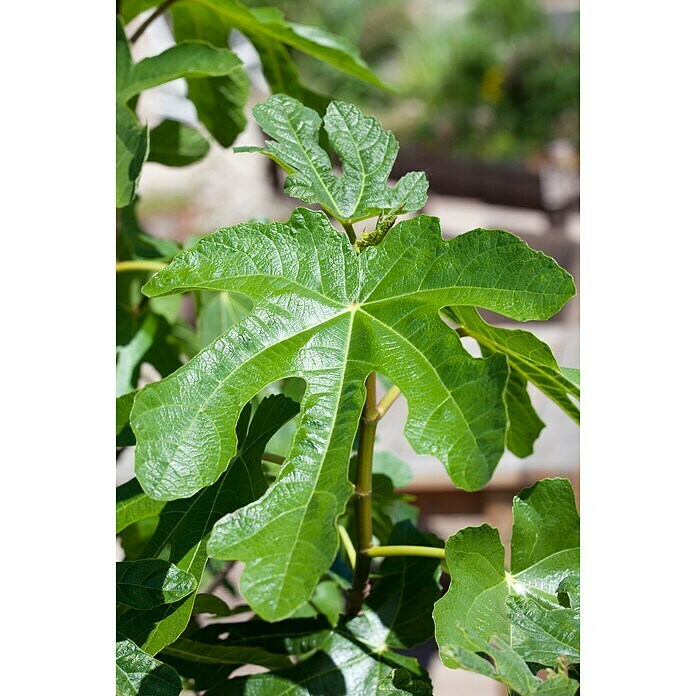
(338, 525, 356, 570)
(261, 452, 285, 465)
(347, 372, 378, 616)
(130, 0, 178, 44)
(342, 221, 356, 244)
(116, 260, 166, 273)
(366, 545, 446, 559)
(375, 385, 401, 419)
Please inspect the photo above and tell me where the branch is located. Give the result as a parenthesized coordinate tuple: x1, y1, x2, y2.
(129, 0, 178, 45)
(366, 545, 445, 559)
(347, 372, 377, 616)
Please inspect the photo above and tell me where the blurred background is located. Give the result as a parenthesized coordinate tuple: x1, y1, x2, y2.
(121, 0, 579, 692)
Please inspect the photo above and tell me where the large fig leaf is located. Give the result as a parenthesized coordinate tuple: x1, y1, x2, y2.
(447, 305, 580, 436)
(131, 208, 574, 620)
(118, 395, 298, 654)
(433, 478, 580, 671)
(237, 95, 427, 224)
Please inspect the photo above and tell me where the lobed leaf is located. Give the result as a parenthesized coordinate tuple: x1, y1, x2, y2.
(447, 306, 580, 457)
(433, 479, 580, 669)
(132, 208, 574, 620)
(238, 95, 428, 224)
(119, 395, 298, 654)
(442, 631, 579, 696)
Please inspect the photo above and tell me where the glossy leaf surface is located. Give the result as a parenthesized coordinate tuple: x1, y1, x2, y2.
(433, 479, 580, 669)
(238, 95, 428, 224)
(442, 631, 579, 696)
(119, 395, 298, 654)
(132, 208, 574, 619)
(116, 634, 182, 696)
(116, 560, 197, 609)
(447, 306, 580, 456)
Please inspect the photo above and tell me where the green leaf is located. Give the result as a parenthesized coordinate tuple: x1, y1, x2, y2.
(433, 479, 580, 668)
(118, 199, 181, 262)
(117, 391, 137, 447)
(117, 560, 197, 610)
(116, 16, 245, 205)
(132, 207, 574, 620)
(117, 478, 166, 534)
(238, 95, 427, 224)
(162, 617, 332, 692)
(117, 102, 149, 208)
(442, 631, 579, 696)
(119, 395, 299, 654)
(191, 0, 388, 89)
(196, 290, 251, 348)
(208, 527, 437, 694)
(169, 3, 249, 147)
(377, 668, 432, 695)
(191, 593, 232, 617)
(148, 120, 210, 167)
(372, 452, 413, 489)
(448, 306, 580, 422)
(163, 637, 292, 671)
(503, 368, 546, 457)
(120, 41, 245, 102)
(116, 634, 182, 696)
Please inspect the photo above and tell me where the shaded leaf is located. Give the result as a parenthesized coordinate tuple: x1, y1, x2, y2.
(377, 668, 432, 695)
(117, 391, 137, 447)
(116, 634, 182, 696)
(148, 120, 210, 167)
(169, 3, 249, 147)
(132, 207, 574, 620)
(119, 395, 299, 654)
(118, 199, 181, 262)
(238, 95, 427, 224)
(117, 560, 197, 610)
(117, 478, 166, 534)
(433, 479, 580, 668)
(372, 452, 413, 489)
(192, 593, 232, 617)
(207, 528, 437, 694)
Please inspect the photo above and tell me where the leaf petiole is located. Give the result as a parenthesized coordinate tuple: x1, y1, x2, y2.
(116, 260, 166, 273)
(337, 525, 356, 569)
(366, 545, 446, 559)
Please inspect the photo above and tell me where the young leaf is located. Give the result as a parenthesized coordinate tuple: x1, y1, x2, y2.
(442, 631, 579, 696)
(131, 208, 574, 620)
(433, 478, 580, 668)
(118, 395, 299, 655)
(116, 634, 182, 696)
(238, 95, 428, 224)
(116, 560, 197, 610)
